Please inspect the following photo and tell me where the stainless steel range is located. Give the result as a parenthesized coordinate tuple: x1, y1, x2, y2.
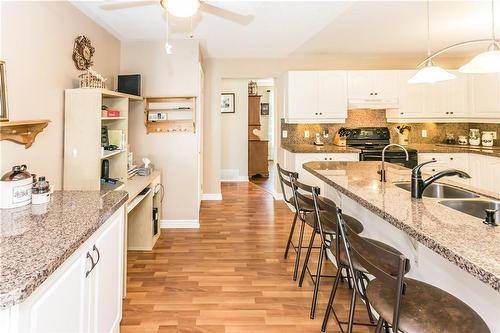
(346, 127, 418, 168)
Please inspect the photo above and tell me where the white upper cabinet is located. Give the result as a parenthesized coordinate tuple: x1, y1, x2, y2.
(468, 73, 500, 118)
(387, 70, 426, 119)
(286, 71, 347, 123)
(347, 70, 399, 107)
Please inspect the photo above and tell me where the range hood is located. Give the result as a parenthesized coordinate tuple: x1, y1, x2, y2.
(348, 98, 399, 110)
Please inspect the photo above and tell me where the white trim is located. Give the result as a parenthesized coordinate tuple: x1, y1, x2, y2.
(201, 193, 223, 201)
(272, 192, 284, 201)
(160, 219, 199, 228)
(221, 177, 249, 182)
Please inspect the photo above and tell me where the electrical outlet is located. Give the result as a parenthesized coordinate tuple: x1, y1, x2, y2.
(282, 130, 288, 138)
(304, 130, 310, 138)
(421, 129, 427, 138)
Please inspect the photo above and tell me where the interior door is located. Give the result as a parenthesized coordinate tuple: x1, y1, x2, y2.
(89, 210, 124, 333)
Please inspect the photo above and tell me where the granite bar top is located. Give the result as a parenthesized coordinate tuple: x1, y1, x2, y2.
(281, 143, 360, 154)
(304, 161, 500, 291)
(0, 190, 128, 309)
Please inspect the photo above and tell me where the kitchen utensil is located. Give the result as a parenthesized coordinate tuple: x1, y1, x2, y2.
(481, 131, 495, 147)
(0, 165, 33, 209)
(458, 136, 468, 145)
(101, 159, 110, 179)
(469, 129, 481, 146)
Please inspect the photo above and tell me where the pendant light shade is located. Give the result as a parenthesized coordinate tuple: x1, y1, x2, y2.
(408, 60, 457, 84)
(162, 0, 200, 18)
(459, 44, 500, 73)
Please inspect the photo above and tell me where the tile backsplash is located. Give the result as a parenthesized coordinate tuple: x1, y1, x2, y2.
(281, 109, 499, 146)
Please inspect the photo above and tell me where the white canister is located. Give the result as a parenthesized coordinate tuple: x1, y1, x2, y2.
(32, 185, 54, 205)
(0, 165, 33, 209)
(481, 131, 495, 147)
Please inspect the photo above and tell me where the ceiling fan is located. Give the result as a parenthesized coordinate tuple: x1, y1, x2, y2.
(100, 0, 254, 25)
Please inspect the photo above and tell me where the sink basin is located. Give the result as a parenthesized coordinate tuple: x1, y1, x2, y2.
(440, 199, 500, 221)
(394, 182, 480, 199)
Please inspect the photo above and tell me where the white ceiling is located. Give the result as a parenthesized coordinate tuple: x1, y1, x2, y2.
(72, 0, 500, 59)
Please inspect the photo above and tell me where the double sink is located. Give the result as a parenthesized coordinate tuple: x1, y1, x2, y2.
(394, 182, 499, 222)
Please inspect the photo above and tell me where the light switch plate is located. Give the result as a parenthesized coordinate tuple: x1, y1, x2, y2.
(421, 129, 427, 138)
(304, 130, 310, 138)
(282, 130, 288, 138)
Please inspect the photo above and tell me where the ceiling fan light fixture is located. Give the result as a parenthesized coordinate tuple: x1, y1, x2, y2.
(459, 43, 500, 73)
(162, 0, 200, 18)
(408, 60, 456, 84)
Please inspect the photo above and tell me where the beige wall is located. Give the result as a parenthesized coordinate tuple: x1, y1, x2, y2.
(121, 40, 201, 222)
(202, 56, 469, 196)
(0, 1, 120, 189)
(220, 79, 248, 181)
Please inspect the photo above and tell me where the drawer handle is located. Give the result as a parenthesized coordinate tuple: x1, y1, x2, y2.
(450, 157, 454, 160)
(85, 251, 96, 278)
(92, 245, 101, 266)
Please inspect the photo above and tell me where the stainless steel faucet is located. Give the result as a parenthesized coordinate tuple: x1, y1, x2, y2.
(378, 144, 409, 182)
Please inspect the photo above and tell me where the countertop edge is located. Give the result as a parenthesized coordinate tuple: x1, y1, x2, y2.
(303, 163, 500, 292)
(0, 191, 128, 310)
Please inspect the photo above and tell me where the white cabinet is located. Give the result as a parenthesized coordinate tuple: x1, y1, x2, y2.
(418, 153, 470, 185)
(347, 70, 399, 107)
(468, 73, 500, 118)
(3, 207, 125, 333)
(469, 155, 500, 194)
(387, 70, 426, 119)
(286, 71, 347, 123)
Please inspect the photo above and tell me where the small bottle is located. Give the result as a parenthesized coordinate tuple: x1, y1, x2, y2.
(33, 176, 49, 194)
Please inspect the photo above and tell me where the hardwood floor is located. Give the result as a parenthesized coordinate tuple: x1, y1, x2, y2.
(121, 182, 372, 333)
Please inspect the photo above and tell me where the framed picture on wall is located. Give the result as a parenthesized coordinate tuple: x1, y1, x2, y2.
(221, 93, 235, 113)
(0, 61, 8, 122)
(260, 103, 269, 115)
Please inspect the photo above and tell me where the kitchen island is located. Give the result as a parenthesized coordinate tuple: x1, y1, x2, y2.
(0, 190, 128, 332)
(304, 161, 499, 331)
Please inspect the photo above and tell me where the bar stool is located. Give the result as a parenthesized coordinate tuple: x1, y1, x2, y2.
(336, 207, 491, 333)
(315, 193, 402, 333)
(276, 164, 314, 281)
(290, 176, 364, 319)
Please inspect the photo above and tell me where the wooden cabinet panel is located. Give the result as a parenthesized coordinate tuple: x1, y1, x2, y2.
(248, 141, 268, 177)
(248, 96, 261, 126)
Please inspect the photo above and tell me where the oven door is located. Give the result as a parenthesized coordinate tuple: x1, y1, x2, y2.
(360, 152, 418, 169)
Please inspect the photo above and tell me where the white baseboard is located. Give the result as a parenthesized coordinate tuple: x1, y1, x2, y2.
(201, 193, 222, 201)
(221, 177, 249, 182)
(221, 169, 249, 182)
(160, 219, 199, 228)
(272, 192, 284, 201)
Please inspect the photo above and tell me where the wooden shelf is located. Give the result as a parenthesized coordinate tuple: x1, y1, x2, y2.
(66, 88, 143, 101)
(101, 149, 126, 159)
(101, 117, 127, 121)
(144, 96, 196, 134)
(0, 120, 50, 148)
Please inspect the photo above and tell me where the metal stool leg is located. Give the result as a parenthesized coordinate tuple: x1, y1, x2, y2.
(359, 275, 375, 324)
(284, 211, 298, 259)
(346, 282, 357, 333)
(375, 317, 384, 333)
(293, 218, 306, 281)
(298, 229, 316, 287)
(321, 264, 342, 332)
(309, 243, 325, 319)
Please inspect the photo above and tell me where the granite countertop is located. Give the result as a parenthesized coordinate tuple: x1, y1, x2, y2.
(407, 143, 500, 158)
(0, 190, 128, 309)
(281, 143, 360, 154)
(303, 161, 500, 292)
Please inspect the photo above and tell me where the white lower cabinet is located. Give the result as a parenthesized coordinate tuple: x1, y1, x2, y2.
(2, 207, 125, 333)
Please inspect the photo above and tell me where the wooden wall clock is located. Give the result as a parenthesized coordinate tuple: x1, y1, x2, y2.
(72, 35, 95, 70)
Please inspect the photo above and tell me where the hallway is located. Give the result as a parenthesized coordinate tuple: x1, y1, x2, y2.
(121, 182, 371, 333)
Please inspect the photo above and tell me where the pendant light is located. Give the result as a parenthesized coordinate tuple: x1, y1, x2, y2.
(409, 0, 456, 83)
(164, 12, 173, 55)
(459, 0, 500, 73)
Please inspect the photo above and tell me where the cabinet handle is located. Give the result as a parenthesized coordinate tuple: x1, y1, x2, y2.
(370, 92, 373, 96)
(400, 112, 404, 115)
(450, 157, 454, 160)
(445, 112, 449, 114)
(432, 158, 436, 161)
(324, 158, 327, 160)
(374, 92, 378, 96)
(92, 245, 101, 266)
(85, 252, 96, 278)
(450, 112, 454, 114)
(319, 112, 323, 115)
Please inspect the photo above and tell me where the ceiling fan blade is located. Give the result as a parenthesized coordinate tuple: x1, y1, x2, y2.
(199, 2, 254, 25)
(99, 1, 158, 11)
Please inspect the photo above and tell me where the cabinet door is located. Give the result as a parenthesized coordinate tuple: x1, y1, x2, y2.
(318, 71, 347, 119)
(287, 71, 318, 119)
(396, 70, 426, 117)
(347, 71, 373, 99)
(89, 210, 124, 333)
(28, 249, 90, 333)
(448, 72, 469, 117)
(469, 73, 500, 117)
(372, 70, 399, 99)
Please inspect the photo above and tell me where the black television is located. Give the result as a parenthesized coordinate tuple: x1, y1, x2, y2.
(117, 74, 141, 96)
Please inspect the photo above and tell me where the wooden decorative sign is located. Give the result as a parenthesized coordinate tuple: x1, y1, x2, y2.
(72, 35, 95, 70)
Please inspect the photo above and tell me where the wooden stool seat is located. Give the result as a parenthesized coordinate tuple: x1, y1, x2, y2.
(305, 211, 364, 234)
(367, 278, 490, 333)
(330, 238, 402, 274)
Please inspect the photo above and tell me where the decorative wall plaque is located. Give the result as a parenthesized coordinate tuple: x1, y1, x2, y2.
(72, 35, 95, 70)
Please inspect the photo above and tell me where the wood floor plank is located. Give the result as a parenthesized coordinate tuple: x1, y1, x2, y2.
(121, 182, 372, 333)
